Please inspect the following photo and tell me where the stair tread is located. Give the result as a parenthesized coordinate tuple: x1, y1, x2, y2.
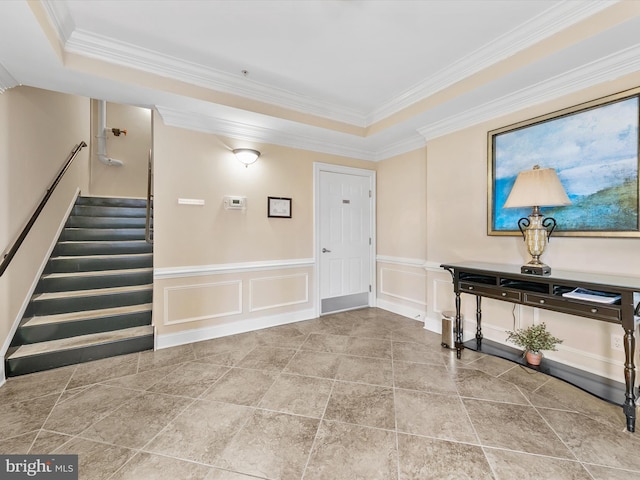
(23, 303, 153, 327)
(42, 267, 152, 280)
(33, 284, 153, 301)
(52, 252, 152, 260)
(8, 326, 154, 359)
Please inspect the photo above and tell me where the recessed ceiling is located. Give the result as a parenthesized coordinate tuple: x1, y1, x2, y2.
(0, 0, 638, 160)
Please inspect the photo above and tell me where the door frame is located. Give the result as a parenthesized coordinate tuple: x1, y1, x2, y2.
(313, 162, 376, 317)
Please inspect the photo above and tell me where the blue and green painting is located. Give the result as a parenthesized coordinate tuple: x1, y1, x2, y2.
(492, 96, 639, 233)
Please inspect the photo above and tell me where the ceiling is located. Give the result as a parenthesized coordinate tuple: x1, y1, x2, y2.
(0, 0, 639, 161)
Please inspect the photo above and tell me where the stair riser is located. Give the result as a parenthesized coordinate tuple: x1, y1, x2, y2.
(15, 311, 152, 345)
(66, 217, 149, 228)
(26, 290, 153, 317)
(75, 197, 148, 208)
(5, 334, 154, 377)
(36, 271, 153, 293)
(71, 205, 149, 218)
(44, 255, 153, 273)
(53, 242, 152, 256)
(60, 228, 147, 241)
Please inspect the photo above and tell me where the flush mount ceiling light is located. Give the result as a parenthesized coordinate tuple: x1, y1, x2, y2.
(233, 148, 260, 167)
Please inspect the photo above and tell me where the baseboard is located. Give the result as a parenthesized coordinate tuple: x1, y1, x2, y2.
(156, 307, 317, 350)
(375, 298, 426, 324)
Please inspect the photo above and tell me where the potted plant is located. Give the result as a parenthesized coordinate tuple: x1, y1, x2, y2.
(505, 323, 562, 366)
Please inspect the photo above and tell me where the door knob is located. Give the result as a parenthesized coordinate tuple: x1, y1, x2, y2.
(322, 248, 331, 253)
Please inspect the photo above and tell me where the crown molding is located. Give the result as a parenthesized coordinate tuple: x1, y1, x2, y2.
(156, 105, 378, 161)
(0, 61, 18, 93)
(418, 43, 640, 142)
(63, 28, 368, 128)
(41, 0, 75, 43)
(369, 0, 617, 124)
(372, 135, 426, 162)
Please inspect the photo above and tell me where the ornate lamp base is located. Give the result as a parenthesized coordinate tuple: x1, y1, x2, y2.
(521, 263, 551, 276)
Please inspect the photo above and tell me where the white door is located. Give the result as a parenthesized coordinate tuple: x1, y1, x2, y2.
(317, 166, 374, 314)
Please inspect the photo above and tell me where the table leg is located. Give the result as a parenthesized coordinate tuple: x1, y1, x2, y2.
(623, 328, 636, 432)
(476, 296, 483, 349)
(455, 291, 463, 359)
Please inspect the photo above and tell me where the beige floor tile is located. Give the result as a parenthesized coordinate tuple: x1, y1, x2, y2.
(144, 399, 253, 465)
(53, 436, 135, 480)
(465, 354, 517, 377)
(137, 343, 196, 372)
(193, 348, 254, 367)
(304, 420, 397, 480)
(301, 333, 351, 354)
(67, 353, 139, 389)
(79, 392, 192, 449)
(146, 362, 229, 398)
(204, 469, 263, 480)
(392, 341, 446, 366)
(584, 464, 640, 480)
(538, 407, 640, 471)
(453, 367, 529, 404)
(201, 368, 278, 406)
(484, 448, 593, 480)
(0, 431, 38, 454)
(397, 433, 493, 480)
(0, 365, 75, 404)
(0, 393, 59, 440)
(335, 355, 393, 386)
(345, 336, 392, 358)
(217, 410, 319, 480)
(101, 363, 180, 391)
(30, 430, 74, 454)
(464, 398, 573, 458)
(44, 384, 141, 435)
(324, 381, 395, 429)
(393, 361, 457, 394)
(497, 364, 551, 393)
(236, 346, 297, 371)
(110, 452, 214, 480)
(395, 389, 478, 443)
(191, 332, 260, 359)
(283, 350, 342, 379)
(258, 373, 333, 417)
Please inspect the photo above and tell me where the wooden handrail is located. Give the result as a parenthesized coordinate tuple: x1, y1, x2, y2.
(0, 141, 87, 276)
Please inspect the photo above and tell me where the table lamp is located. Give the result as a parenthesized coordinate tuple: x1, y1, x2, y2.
(503, 165, 571, 275)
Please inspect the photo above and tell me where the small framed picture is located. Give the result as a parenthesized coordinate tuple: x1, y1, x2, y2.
(267, 196, 292, 218)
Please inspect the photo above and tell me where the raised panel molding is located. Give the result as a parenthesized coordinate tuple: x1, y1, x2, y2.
(249, 273, 309, 312)
(379, 267, 426, 306)
(163, 280, 242, 325)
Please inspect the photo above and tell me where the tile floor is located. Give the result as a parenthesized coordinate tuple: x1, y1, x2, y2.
(1, 308, 640, 479)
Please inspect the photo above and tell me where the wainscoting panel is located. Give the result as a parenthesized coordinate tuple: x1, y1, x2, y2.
(379, 267, 426, 305)
(163, 280, 242, 325)
(250, 273, 309, 312)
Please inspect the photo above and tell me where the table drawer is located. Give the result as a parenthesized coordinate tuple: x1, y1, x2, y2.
(523, 293, 621, 322)
(459, 282, 521, 301)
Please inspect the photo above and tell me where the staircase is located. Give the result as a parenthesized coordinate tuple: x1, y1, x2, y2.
(5, 196, 154, 376)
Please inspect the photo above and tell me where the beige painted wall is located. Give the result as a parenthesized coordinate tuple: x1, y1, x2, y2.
(90, 101, 151, 198)
(152, 114, 374, 340)
(426, 72, 640, 382)
(0, 86, 90, 372)
(375, 148, 428, 319)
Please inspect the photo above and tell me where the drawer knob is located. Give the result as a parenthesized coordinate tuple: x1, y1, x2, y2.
(591, 308, 598, 313)
(539, 299, 545, 304)
(468, 286, 474, 290)
(502, 292, 507, 297)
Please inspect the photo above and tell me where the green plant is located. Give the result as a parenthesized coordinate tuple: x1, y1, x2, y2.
(506, 322, 562, 354)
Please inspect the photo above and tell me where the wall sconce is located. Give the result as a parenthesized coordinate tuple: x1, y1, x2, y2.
(503, 165, 571, 275)
(233, 148, 260, 167)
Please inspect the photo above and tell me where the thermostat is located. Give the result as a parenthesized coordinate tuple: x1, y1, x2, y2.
(223, 195, 246, 210)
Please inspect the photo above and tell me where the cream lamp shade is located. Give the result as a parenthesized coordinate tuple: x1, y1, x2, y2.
(503, 165, 571, 208)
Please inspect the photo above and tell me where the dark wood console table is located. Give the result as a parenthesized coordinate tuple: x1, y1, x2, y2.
(441, 261, 640, 432)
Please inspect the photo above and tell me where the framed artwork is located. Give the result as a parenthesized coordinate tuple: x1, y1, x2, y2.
(268, 196, 292, 218)
(488, 88, 640, 237)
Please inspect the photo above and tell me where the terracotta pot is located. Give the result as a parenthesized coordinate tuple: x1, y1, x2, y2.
(525, 351, 543, 366)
